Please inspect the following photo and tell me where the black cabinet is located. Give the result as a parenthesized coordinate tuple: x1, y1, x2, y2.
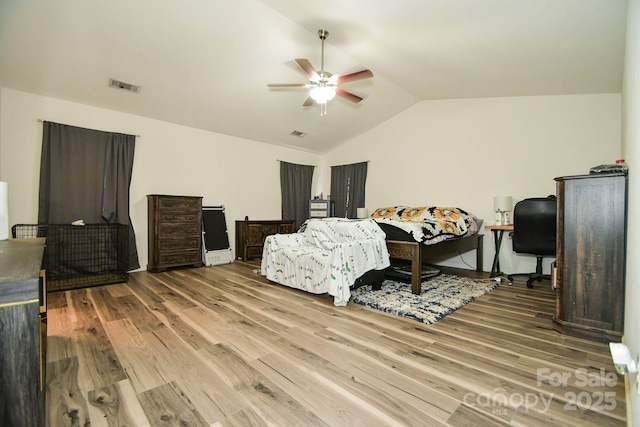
(553, 173, 626, 342)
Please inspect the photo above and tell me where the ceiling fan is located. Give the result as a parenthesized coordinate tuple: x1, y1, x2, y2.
(268, 29, 373, 117)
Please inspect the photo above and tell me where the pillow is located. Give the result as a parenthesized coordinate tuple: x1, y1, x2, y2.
(398, 206, 427, 220)
(372, 206, 399, 219)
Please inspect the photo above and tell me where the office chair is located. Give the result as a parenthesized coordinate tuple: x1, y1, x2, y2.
(507, 196, 557, 288)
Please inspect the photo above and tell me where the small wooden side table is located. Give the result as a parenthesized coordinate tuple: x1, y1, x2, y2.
(485, 225, 514, 278)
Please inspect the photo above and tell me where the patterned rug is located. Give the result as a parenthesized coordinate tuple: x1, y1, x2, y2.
(350, 274, 499, 324)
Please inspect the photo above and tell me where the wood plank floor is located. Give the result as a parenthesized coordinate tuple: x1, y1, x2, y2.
(45, 261, 627, 426)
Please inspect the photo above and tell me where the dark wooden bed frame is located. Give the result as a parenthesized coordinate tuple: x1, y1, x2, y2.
(386, 233, 484, 294)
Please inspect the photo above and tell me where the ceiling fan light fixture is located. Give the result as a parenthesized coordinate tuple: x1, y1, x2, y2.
(267, 28, 372, 116)
(309, 85, 336, 104)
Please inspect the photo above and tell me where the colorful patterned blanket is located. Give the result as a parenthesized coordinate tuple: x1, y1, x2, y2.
(372, 206, 479, 245)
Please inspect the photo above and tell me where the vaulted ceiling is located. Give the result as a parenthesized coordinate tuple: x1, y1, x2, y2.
(0, 0, 628, 153)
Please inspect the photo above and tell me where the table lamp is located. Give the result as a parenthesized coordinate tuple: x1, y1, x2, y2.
(494, 196, 512, 225)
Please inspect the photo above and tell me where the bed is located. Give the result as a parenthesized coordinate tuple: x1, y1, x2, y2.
(261, 217, 391, 306)
(371, 206, 484, 294)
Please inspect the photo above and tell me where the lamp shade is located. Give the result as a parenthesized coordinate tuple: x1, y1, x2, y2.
(356, 207, 368, 219)
(309, 85, 336, 104)
(494, 196, 512, 212)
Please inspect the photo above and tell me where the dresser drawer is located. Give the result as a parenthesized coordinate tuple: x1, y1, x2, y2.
(262, 225, 279, 235)
(246, 245, 265, 259)
(158, 197, 201, 212)
(159, 212, 201, 223)
(158, 235, 202, 251)
(158, 250, 201, 266)
(159, 223, 201, 237)
(279, 223, 296, 233)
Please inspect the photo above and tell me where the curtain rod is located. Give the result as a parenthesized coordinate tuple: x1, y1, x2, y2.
(276, 159, 317, 167)
(37, 119, 140, 137)
(330, 160, 370, 167)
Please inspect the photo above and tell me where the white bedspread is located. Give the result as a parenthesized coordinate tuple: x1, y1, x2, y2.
(261, 218, 390, 306)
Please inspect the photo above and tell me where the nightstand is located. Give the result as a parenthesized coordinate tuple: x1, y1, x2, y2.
(309, 199, 334, 218)
(484, 224, 514, 278)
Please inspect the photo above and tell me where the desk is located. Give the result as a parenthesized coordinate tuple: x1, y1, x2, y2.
(485, 225, 514, 278)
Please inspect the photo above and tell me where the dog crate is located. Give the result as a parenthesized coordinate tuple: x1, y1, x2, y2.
(12, 223, 129, 292)
(11, 224, 48, 238)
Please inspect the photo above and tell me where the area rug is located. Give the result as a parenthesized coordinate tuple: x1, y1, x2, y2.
(350, 274, 499, 324)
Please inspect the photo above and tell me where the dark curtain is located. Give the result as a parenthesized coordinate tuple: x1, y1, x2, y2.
(38, 121, 140, 270)
(280, 161, 314, 229)
(330, 161, 368, 218)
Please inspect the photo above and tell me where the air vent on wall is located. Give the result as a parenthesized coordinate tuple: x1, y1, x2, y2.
(290, 130, 307, 138)
(109, 78, 141, 93)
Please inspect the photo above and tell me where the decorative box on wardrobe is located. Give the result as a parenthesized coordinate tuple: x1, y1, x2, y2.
(552, 173, 627, 342)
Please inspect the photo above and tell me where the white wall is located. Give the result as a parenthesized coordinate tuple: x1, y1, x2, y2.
(0, 89, 623, 277)
(0, 88, 321, 270)
(2, 82, 633, 420)
(1, 57, 634, 424)
(622, 0, 640, 422)
(324, 94, 622, 273)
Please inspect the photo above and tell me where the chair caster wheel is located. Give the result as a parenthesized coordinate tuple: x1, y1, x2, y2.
(507, 275, 513, 282)
(526, 280, 534, 288)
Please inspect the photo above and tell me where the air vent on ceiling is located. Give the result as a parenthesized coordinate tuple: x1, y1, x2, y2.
(290, 130, 307, 138)
(109, 78, 141, 93)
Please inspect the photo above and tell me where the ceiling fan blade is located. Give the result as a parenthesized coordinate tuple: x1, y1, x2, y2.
(267, 83, 307, 88)
(336, 87, 363, 103)
(295, 58, 318, 79)
(302, 97, 315, 107)
(337, 69, 373, 84)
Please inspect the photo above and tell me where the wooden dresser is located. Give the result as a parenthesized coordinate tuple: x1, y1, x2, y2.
(147, 194, 203, 272)
(0, 238, 46, 427)
(553, 173, 627, 342)
(235, 220, 296, 261)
